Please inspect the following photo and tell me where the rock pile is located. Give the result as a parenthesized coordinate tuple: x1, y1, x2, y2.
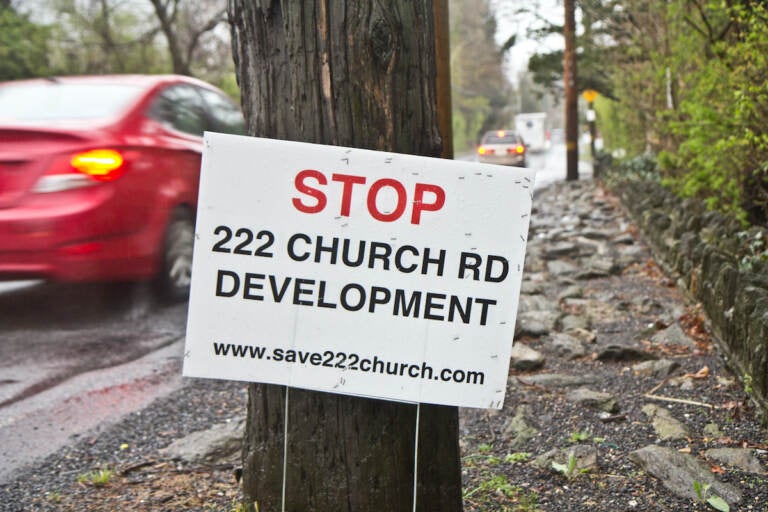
(612, 178, 768, 418)
(461, 180, 768, 511)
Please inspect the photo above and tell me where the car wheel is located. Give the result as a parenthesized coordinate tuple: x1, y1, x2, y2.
(157, 209, 194, 302)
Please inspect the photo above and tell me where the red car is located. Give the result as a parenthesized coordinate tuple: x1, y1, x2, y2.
(0, 74, 245, 300)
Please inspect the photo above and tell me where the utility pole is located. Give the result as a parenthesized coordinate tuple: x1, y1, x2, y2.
(434, 0, 453, 159)
(228, 2, 462, 510)
(582, 89, 599, 176)
(564, 0, 579, 181)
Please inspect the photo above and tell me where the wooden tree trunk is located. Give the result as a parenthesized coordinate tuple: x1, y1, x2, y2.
(227, 1, 462, 510)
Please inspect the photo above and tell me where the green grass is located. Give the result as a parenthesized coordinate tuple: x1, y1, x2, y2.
(77, 468, 113, 487)
(568, 430, 591, 443)
(505, 452, 532, 464)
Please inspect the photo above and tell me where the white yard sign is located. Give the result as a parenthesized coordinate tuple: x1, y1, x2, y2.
(184, 133, 535, 409)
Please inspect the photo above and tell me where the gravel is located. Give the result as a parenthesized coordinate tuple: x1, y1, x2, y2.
(0, 379, 248, 512)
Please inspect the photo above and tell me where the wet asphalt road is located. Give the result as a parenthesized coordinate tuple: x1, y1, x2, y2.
(0, 281, 189, 484)
(458, 142, 592, 190)
(0, 143, 590, 484)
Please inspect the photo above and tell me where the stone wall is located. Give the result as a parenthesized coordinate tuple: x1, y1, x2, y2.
(607, 178, 768, 420)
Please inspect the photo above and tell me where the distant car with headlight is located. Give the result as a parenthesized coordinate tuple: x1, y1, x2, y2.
(476, 130, 527, 167)
(0, 74, 245, 300)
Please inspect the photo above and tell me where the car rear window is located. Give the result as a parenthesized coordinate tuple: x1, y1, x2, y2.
(0, 82, 142, 121)
(483, 133, 520, 144)
(198, 88, 246, 135)
(148, 84, 208, 136)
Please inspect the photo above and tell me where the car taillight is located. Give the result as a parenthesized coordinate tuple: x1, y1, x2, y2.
(507, 145, 525, 155)
(478, 147, 495, 155)
(70, 149, 125, 181)
(34, 149, 127, 193)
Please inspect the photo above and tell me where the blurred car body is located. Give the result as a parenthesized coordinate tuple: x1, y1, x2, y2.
(476, 130, 527, 167)
(0, 74, 245, 300)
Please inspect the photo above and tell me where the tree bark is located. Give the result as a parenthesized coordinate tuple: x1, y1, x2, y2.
(227, 1, 462, 510)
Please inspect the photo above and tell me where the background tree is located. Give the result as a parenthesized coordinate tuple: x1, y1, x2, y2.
(516, 70, 553, 113)
(519, 0, 767, 223)
(449, 0, 514, 152)
(0, 2, 53, 79)
(524, 0, 616, 98)
(650, 1, 766, 223)
(5, 0, 237, 97)
(582, 0, 767, 224)
(228, 1, 462, 510)
(147, 0, 226, 76)
(47, 0, 165, 75)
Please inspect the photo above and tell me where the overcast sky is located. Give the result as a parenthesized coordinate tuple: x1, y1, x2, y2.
(490, 0, 565, 82)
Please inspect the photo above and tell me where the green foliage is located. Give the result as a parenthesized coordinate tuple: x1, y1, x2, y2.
(706, 495, 731, 512)
(223, 500, 255, 512)
(452, 95, 491, 152)
(46, 491, 62, 503)
(486, 455, 502, 466)
(45, 0, 171, 75)
(574, 1, 768, 225)
(595, 96, 647, 158)
(621, 153, 661, 181)
(505, 452, 532, 463)
(77, 468, 113, 487)
(464, 472, 541, 511)
(527, 0, 616, 99)
(602, 152, 665, 191)
(525, 0, 768, 225)
(694, 481, 730, 511)
(3, 1, 233, 93)
(527, 51, 563, 92)
(693, 480, 705, 500)
(480, 475, 519, 497)
(0, 7, 52, 80)
(736, 229, 768, 271)
(551, 452, 578, 479)
(567, 430, 591, 443)
(212, 72, 242, 103)
(663, 1, 768, 224)
(743, 374, 754, 395)
(449, 0, 513, 152)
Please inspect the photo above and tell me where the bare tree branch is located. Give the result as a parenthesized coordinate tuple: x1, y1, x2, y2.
(148, 0, 188, 74)
(184, 8, 226, 70)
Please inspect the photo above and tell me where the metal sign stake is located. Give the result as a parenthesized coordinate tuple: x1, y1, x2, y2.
(412, 402, 421, 512)
(281, 386, 289, 512)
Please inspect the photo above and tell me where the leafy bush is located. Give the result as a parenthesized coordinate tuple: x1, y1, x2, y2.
(576, 1, 768, 227)
(602, 152, 661, 187)
(663, 2, 768, 225)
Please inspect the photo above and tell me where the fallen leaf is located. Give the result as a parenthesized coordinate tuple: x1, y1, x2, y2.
(682, 366, 710, 379)
(710, 464, 726, 474)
